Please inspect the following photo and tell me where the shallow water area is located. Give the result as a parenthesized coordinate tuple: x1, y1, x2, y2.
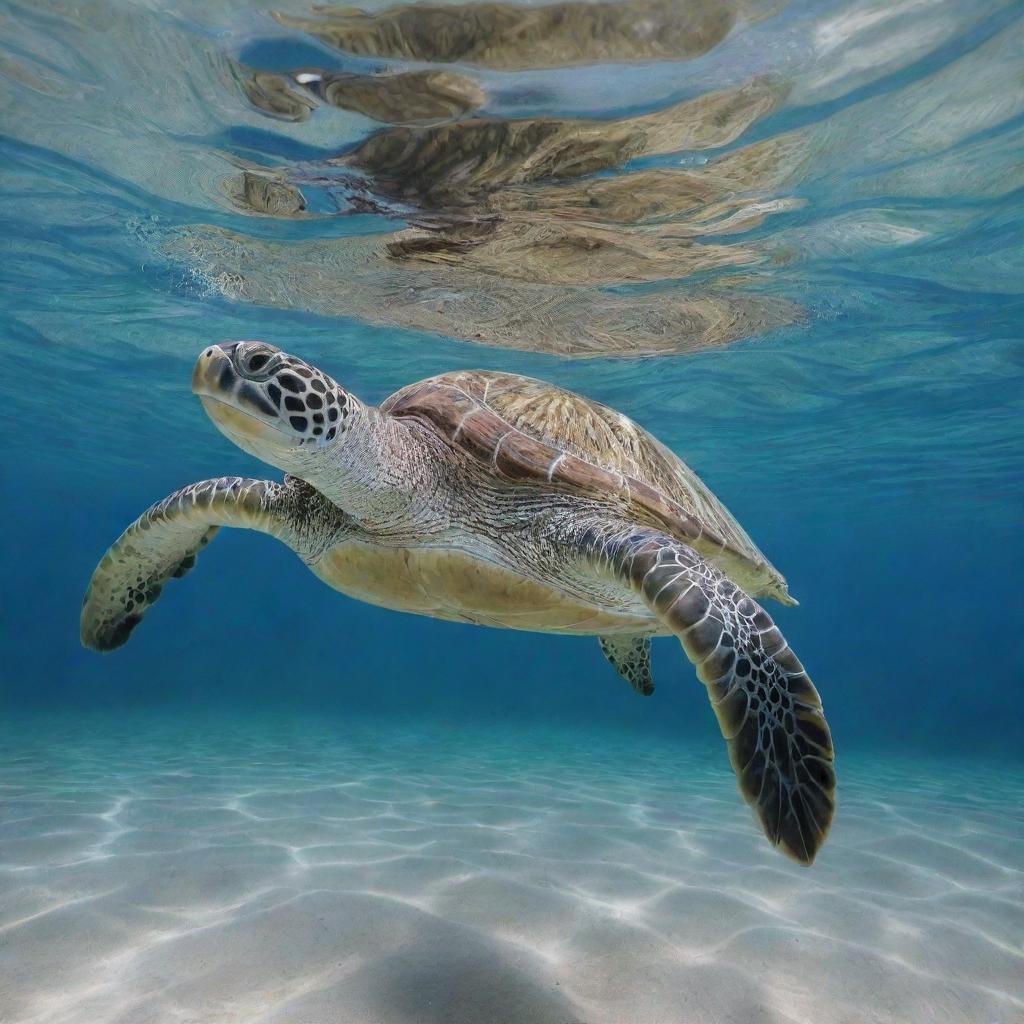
(1, 715, 1022, 1024)
(1, 0, 1023, 1021)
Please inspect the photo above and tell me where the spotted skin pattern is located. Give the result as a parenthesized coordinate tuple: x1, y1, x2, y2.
(599, 634, 654, 696)
(595, 527, 835, 864)
(217, 341, 354, 444)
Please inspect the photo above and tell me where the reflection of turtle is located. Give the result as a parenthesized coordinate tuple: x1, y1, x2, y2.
(82, 341, 836, 863)
(276, 0, 737, 70)
(242, 78, 787, 211)
(202, 76, 800, 355)
(236, 65, 484, 125)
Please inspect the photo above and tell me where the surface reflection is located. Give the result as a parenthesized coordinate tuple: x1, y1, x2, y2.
(206, 9, 803, 357)
(235, 63, 485, 125)
(275, 0, 742, 70)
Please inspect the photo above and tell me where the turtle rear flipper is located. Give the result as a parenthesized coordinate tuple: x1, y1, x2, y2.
(599, 634, 654, 696)
(594, 527, 836, 864)
(80, 478, 290, 651)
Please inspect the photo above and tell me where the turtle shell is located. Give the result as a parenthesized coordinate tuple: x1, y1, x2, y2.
(381, 370, 793, 603)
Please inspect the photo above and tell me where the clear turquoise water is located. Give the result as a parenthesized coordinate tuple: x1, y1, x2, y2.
(1, 2, 1022, 1022)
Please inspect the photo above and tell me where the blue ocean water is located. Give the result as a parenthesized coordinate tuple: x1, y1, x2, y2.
(1, 1, 1022, 1022)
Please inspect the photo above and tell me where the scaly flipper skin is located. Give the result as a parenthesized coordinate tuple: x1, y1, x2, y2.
(591, 527, 835, 864)
(81, 477, 295, 652)
(599, 635, 654, 696)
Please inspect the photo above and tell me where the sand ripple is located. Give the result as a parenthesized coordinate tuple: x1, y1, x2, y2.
(1, 717, 1021, 1024)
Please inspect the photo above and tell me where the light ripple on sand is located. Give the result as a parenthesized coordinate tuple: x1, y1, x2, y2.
(0, 717, 1021, 1024)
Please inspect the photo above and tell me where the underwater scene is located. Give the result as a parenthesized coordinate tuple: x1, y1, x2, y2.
(1, 0, 1023, 1021)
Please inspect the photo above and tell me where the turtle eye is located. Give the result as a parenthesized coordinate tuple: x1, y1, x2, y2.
(233, 342, 281, 380)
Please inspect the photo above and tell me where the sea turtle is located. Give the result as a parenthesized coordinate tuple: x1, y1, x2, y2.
(81, 342, 835, 863)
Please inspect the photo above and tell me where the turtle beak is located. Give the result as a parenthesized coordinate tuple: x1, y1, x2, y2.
(192, 344, 235, 399)
(193, 341, 283, 398)
(192, 344, 291, 454)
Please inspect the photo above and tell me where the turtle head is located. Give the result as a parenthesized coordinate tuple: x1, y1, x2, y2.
(192, 341, 361, 470)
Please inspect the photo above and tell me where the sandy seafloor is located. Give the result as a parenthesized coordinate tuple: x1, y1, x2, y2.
(0, 715, 1020, 1024)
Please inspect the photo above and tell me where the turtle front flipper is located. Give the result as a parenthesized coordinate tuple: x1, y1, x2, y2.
(590, 527, 836, 864)
(81, 477, 297, 652)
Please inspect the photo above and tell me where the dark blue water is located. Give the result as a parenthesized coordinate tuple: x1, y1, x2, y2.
(1, 2, 1022, 1022)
